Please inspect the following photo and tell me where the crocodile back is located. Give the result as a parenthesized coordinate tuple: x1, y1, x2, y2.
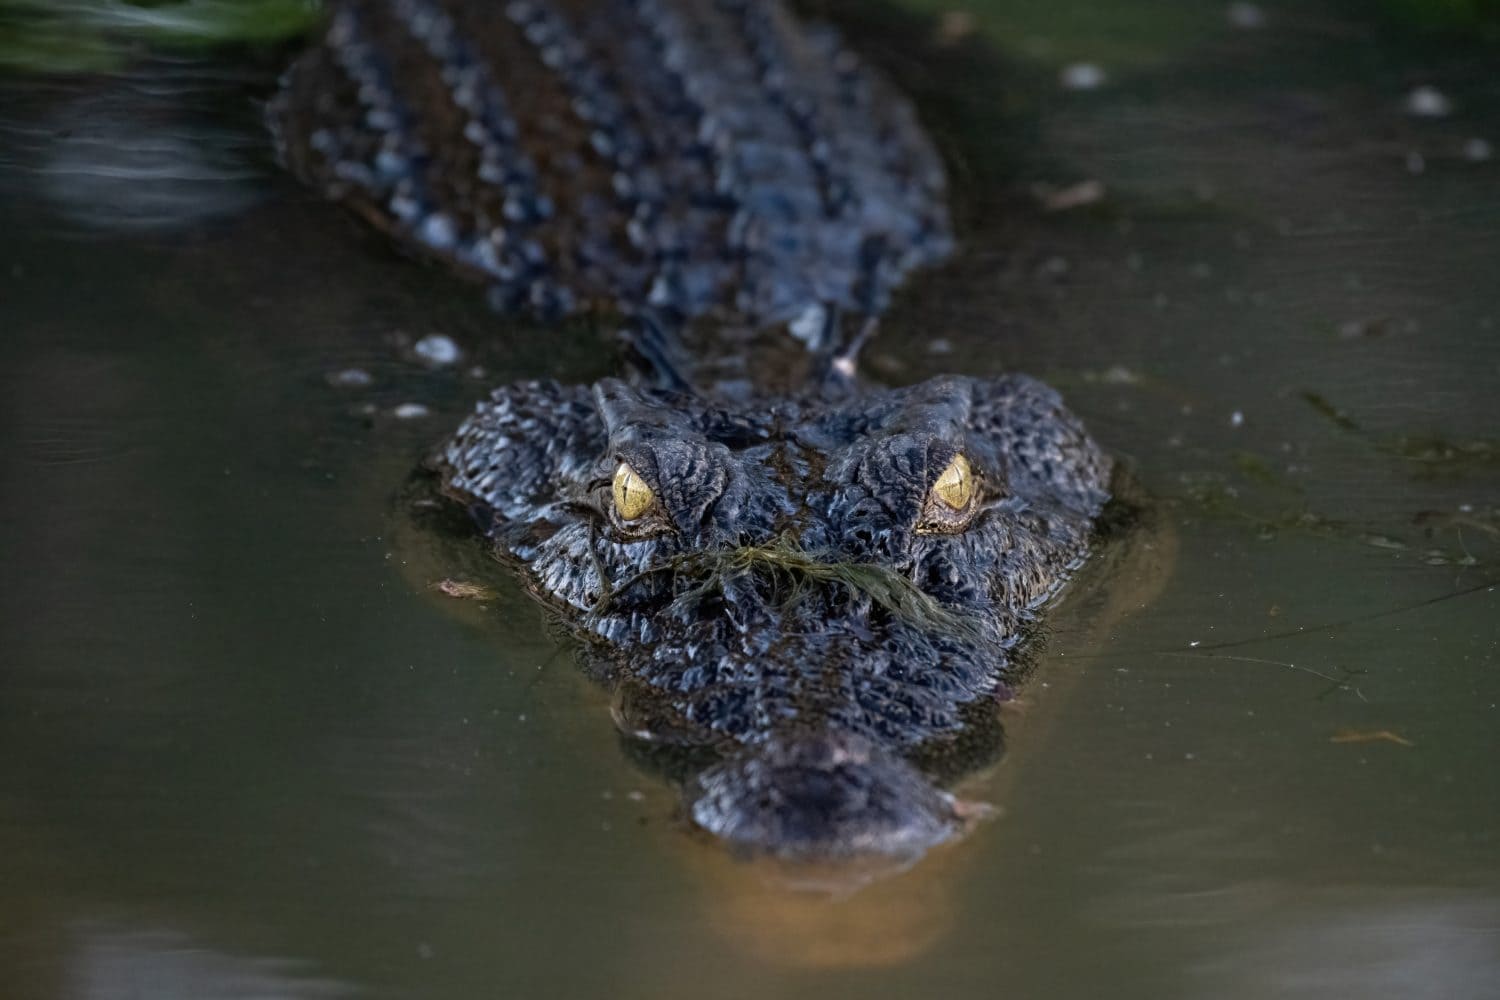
(270, 0, 953, 334)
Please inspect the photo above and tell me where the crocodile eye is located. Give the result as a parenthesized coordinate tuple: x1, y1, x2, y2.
(612, 462, 655, 520)
(931, 454, 975, 510)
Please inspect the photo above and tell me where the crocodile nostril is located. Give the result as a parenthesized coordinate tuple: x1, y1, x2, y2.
(688, 732, 975, 864)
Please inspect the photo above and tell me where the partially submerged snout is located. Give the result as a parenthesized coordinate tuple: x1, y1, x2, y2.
(440, 371, 1110, 869)
(688, 732, 979, 866)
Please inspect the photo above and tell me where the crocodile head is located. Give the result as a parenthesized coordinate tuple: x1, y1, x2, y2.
(440, 372, 1110, 866)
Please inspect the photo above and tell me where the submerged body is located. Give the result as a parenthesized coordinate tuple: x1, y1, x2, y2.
(275, 0, 1111, 864)
(272, 0, 952, 327)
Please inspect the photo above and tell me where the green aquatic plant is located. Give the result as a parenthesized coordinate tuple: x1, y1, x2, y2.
(1230, 450, 1298, 491)
(590, 534, 990, 645)
(1384, 434, 1500, 469)
(1301, 390, 1500, 474)
(1299, 391, 1362, 434)
(693, 538, 990, 642)
(1177, 467, 1492, 570)
(0, 0, 322, 73)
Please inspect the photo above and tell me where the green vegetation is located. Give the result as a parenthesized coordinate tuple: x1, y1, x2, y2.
(1375, 0, 1500, 31)
(1301, 390, 1500, 474)
(1177, 472, 1493, 569)
(5, 0, 1494, 77)
(0, 0, 322, 73)
(593, 535, 990, 643)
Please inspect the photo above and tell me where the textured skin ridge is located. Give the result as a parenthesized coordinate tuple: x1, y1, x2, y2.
(436, 373, 1111, 862)
(272, 0, 952, 330)
(275, 0, 1112, 866)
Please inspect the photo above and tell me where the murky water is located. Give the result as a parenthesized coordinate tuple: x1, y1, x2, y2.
(2, 2, 1498, 997)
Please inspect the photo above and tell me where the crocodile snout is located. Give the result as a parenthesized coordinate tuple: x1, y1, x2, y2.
(688, 732, 972, 864)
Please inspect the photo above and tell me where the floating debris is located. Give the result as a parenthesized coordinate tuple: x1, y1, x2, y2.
(1337, 316, 1392, 340)
(1038, 255, 1071, 278)
(1082, 365, 1141, 386)
(1463, 137, 1493, 162)
(1405, 150, 1426, 174)
(1413, 508, 1500, 540)
(1231, 450, 1290, 488)
(326, 367, 373, 389)
(935, 10, 976, 46)
(1226, 2, 1266, 29)
(1060, 63, 1107, 91)
(1032, 178, 1106, 212)
(1300, 391, 1362, 433)
(1386, 433, 1499, 467)
(1403, 85, 1452, 118)
(412, 333, 462, 367)
(433, 579, 498, 600)
(392, 402, 431, 420)
(1330, 729, 1414, 748)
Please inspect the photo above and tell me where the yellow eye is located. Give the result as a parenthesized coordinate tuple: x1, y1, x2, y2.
(612, 462, 655, 521)
(931, 454, 976, 510)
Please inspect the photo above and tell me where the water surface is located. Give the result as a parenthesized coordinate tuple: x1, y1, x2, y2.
(1, 2, 1497, 997)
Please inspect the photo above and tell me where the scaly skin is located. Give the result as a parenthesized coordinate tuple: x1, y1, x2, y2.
(439, 375, 1109, 861)
(274, 0, 1112, 865)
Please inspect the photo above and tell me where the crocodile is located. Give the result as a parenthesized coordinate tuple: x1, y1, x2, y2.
(272, 0, 1112, 866)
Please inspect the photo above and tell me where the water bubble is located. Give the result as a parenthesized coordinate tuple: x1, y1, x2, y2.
(1226, 2, 1265, 29)
(326, 368, 374, 389)
(1060, 63, 1107, 91)
(392, 402, 432, 420)
(413, 333, 462, 366)
(1404, 85, 1452, 118)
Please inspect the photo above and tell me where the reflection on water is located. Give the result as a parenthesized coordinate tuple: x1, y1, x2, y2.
(62, 924, 353, 1000)
(0, 0, 1497, 998)
(1, 66, 267, 230)
(690, 843, 966, 969)
(37, 90, 261, 231)
(1103, 886, 1500, 1000)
